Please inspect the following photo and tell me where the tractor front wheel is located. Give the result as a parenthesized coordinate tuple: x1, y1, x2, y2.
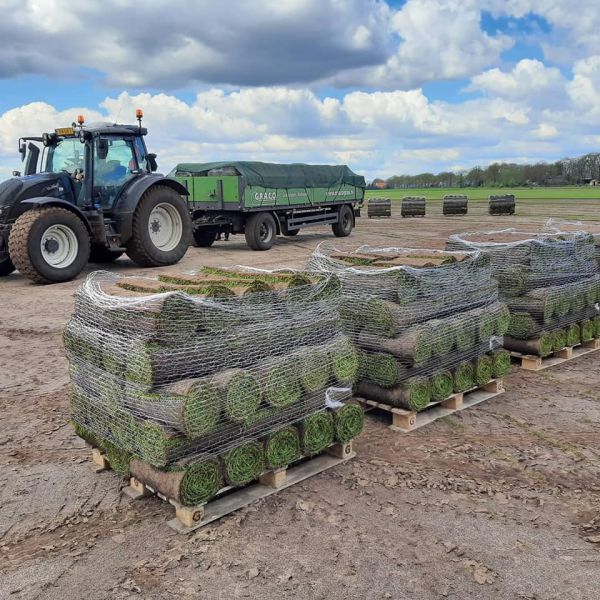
(126, 186, 191, 267)
(8, 207, 90, 284)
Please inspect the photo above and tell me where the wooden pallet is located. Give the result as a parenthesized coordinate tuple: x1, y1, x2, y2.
(510, 338, 600, 371)
(120, 441, 355, 534)
(357, 379, 504, 432)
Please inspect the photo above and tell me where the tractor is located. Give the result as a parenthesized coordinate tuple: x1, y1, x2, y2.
(0, 111, 192, 284)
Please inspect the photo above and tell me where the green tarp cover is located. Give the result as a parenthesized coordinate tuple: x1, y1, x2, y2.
(172, 161, 365, 189)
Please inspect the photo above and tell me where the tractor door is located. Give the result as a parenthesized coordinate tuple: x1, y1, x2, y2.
(92, 137, 138, 209)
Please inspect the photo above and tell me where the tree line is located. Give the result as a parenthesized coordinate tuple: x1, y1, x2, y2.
(370, 152, 600, 189)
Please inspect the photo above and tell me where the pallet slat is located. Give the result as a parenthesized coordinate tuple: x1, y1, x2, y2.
(357, 379, 504, 432)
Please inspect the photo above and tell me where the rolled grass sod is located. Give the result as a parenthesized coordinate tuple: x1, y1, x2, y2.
(567, 323, 581, 347)
(213, 369, 262, 426)
(495, 305, 511, 335)
(104, 443, 132, 477)
(454, 361, 475, 393)
(357, 330, 432, 365)
(263, 359, 302, 408)
(331, 403, 364, 443)
(507, 312, 537, 340)
(300, 412, 335, 456)
(430, 371, 454, 402)
(455, 322, 477, 350)
(571, 292, 585, 313)
(479, 313, 497, 341)
(137, 420, 185, 468)
(180, 458, 224, 505)
(595, 316, 600, 338)
(428, 321, 455, 356)
(222, 441, 265, 486)
(503, 333, 554, 357)
(552, 329, 567, 351)
(474, 355, 493, 386)
(285, 273, 316, 307)
(329, 337, 360, 384)
(491, 350, 511, 378)
(497, 266, 528, 297)
(361, 352, 405, 388)
(265, 426, 301, 469)
(398, 377, 431, 411)
(298, 347, 331, 393)
(581, 319, 595, 342)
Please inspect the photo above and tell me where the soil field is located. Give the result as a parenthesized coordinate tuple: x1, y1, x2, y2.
(1, 198, 600, 600)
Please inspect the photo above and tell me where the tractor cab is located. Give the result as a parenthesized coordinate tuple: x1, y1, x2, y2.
(0, 111, 191, 284)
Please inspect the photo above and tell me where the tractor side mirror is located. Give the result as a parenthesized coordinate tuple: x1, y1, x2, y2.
(97, 137, 109, 160)
(148, 153, 158, 172)
(19, 142, 26, 162)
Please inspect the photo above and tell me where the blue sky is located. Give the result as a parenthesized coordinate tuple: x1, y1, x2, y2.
(1, 0, 599, 181)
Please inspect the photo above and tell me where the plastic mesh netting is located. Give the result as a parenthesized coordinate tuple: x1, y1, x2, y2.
(447, 229, 600, 355)
(66, 267, 362, 476)
(307, 243, 508, 411)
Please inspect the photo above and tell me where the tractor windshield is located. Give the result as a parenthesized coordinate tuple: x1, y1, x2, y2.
(44, 138, 84, 175)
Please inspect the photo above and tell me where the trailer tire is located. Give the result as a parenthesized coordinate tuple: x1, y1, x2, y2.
(245, 212, 276, 250)
(0, 257, 15, 276)
(8, 207, 90, 284)
(193, 228, 217, 247)
(89, 245, 123, 263)
(126, 186, 191, 267)
(332, 205, 354, 237)
(280, 222, 300, 237)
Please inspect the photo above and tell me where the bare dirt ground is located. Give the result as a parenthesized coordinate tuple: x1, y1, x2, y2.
(1, 198, 600, 600)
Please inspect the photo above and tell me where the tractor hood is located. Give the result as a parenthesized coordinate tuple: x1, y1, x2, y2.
(0, 173, 71, 224)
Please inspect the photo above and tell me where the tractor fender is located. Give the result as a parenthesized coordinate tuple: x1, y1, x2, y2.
(19, 197, 92, 233)
(113, 175, 189, 245)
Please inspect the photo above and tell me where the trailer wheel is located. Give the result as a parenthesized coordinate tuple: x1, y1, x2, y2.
(89, 245, 123, 263)
(8, 207, 90, 284)
(126, 186, 191, 267)
(280, 222, 300, 237)
(332, 205, 354, 237)
(245, 212, 276, 250)
(193, 228, 217, 247)
(0, 257, 15, 276)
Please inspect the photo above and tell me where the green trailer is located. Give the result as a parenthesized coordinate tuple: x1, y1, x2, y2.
(170, 161, 365, 250)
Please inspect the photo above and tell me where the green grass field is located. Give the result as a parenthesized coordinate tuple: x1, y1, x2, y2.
(365, 186, 600, 201)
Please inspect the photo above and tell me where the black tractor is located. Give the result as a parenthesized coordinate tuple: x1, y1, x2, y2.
(0, 111, 192, 284)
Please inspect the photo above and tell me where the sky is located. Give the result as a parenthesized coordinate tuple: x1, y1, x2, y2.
(1, 0, 600, 182)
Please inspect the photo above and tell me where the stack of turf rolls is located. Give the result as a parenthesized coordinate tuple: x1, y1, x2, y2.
(66, 267, 364, 503)
(307, 243, 510, 413)
(447, 229, 600, 357)
(544, 219, 600, 269)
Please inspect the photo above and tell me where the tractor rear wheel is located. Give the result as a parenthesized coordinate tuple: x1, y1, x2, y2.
(89, 244, 123, 263)
(8, 207, 90, 284)
(331, 205, 354, 237)
(245, 212, 276, 250)
(192, 228, 217, 247)
(126, 186, 191, 267)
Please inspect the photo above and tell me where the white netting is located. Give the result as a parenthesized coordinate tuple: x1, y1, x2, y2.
(307, 243, 510, 412)
(446, 229, 600, 354)
(66, 267, 363, 473)
(543, 219, 600, 268)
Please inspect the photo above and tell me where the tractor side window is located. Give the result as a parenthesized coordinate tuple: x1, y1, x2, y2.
(134, 137, 149, 172)
(93, 138, 137, 207)
(45, 139, 84, 174)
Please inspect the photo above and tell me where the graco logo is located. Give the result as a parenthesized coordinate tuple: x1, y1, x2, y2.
(254, 192, 277, 201)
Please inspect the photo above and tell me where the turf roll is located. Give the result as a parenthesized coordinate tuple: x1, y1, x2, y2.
(331, 403, 364, 443)
(357, 377, 431, 411)
(298, 346, 331, 393)
(137, 420, 185, 468)
(503, 333, 554, 357)
(428, 320, 455, 356)
(453, 361, 475, 393)
(213, 369, 262, 426)
(104, 443, 132, 477)
(222, 441, 265, 486)
(566, 323, 581, 347)
(263, 358, 302, 408)
(474, 355, 493, 386)
(265, 426, 301, 469)
(360, 351, 405, 388)
(430, 371, 454, 402)
(594, 316, 600, 338)
(506, 312, 537, 340)
(300, 411, 335, 455)
(358, 326, 432, 365)
(552, 329, 567, 352)
(491, 349, 511, 378)
(329, 337, 360, 384)
(581, 319, 595, 342)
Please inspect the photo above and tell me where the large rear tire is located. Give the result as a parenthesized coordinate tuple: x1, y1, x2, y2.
(8, 207, 90, 284)
(126, 186, 191, 267)
(89, 244, 123, 263)
(193, 228, 217, 247)
(331, 205, 354, 238)
(245, 212, 276, 251)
